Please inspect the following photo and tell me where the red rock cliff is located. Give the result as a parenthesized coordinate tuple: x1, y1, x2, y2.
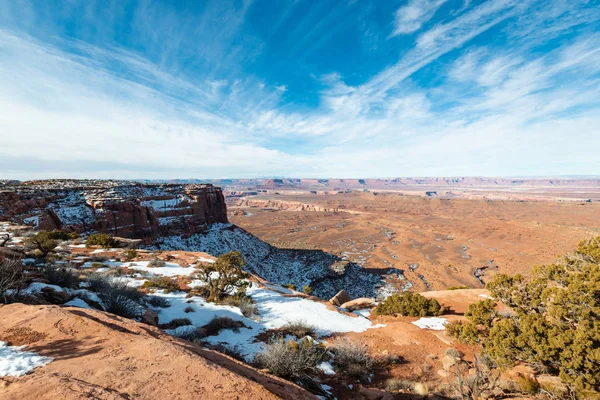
(0, 181, 228, 241)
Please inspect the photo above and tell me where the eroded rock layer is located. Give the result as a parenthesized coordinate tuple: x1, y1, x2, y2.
(0, 181, 227, 241)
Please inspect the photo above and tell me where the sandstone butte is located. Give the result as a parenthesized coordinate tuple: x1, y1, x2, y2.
(0, 303, 316, 400)
(0, 181, 228, 242)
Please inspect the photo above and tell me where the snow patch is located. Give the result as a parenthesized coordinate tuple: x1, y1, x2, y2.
(126, 261, 196, 277)
(0, 342, 53, 377)
(317, 361, 336, 375)
(63, 298, 91, 309)
(23, 216, 39, 227)
(411, 317, 447, 330)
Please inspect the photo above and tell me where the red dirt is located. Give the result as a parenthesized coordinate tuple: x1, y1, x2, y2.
(0, 304, 315, 400)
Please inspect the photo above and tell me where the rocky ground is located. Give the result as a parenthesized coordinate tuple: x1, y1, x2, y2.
(0, 222, 508, 399)
(0, 304, 315, 400)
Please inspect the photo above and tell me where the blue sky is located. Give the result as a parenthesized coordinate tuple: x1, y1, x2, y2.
(0, 0, 599, 179)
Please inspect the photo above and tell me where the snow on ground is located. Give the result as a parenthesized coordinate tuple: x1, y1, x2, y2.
(262, 282, 294, 294)
(152, 224, 384, 299)
(80, 259, 195, 278)
(0, 342, 53, 377)
(23, 216, 39, 227)
(81, 260, 124, 268)
(151, 282, 379, 361)
(247, 285, 373, 335)
(411, 317, 447, 330)
(70, 289, 103, 306)
(187, 279, 207, 288)
(63, 298, 91, 309)
(125, 261, 196, 277)
(23, 282, 66, 294)
(317, 361, 336, 375)
(90, 248, 120, 254)
(353, 308, 371, 318)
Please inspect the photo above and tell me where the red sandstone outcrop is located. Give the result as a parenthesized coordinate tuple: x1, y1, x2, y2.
(0, 181, 228, 242)
(0, 304, 315, 400)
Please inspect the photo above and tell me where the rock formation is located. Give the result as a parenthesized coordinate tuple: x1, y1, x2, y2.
(0, 180, 227, 242)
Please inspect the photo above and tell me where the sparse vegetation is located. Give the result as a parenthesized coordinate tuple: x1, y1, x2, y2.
(25, 231, 62, 257)
(329, 337, 374, 379)
(219, 293, 258, 318)
(0, 259, 26, 303)
(174, 316, 247, 342)
(210, 343, 245, 361)
(254, 337, 327, 381)
(122, 250, 137, 261)
(515, 374, 540, 395)
(160, 318, 193, 329)
(447, 285, 470, 290)
(87, 274, 146, 318)
(146, 295, 171, 308)
(284, 283, 296, 290)
(141, 277, 180, 293)
(0, 233, 10, 247)
(200, 316, 246, 337)
(448, 237, 600, 398)
(302, 285, 313, 295)
(194, 252, 249, 302)
(148, 257, 166, 268)
(375, 292, 445, 317)
(85, 233, 117, 248)
(385, 378, 414, 393)
(280, 320, 316, 338)
(43, 264, 80, 289)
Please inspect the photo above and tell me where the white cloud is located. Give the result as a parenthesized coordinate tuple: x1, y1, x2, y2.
(391, 0, 447, 36)
(0, 0, 599, 179)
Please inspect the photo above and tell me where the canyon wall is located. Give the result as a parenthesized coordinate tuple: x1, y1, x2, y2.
(0, 181, 227, 241)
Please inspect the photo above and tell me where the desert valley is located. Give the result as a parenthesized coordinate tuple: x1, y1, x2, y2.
(0, 178, 599, 399)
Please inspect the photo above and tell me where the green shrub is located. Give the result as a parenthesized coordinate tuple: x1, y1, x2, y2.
(86, 234, 118, 248)
(284, 283, 296, 290)
(122, 250, 137, 261)
(141, 277, 180, 293)
(25, 231, 60, 257)
(447, 285, 470, 290)
(450, 237, 600, 398)
(302, 285, 313, 295)
(515, 374, 540, 395)
(194, 252, 249, 302)
(375, 292, 445, 317)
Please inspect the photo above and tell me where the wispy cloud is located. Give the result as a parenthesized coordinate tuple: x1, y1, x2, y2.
(0, 0, 599, 179)
(391, 0, 447, 36)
